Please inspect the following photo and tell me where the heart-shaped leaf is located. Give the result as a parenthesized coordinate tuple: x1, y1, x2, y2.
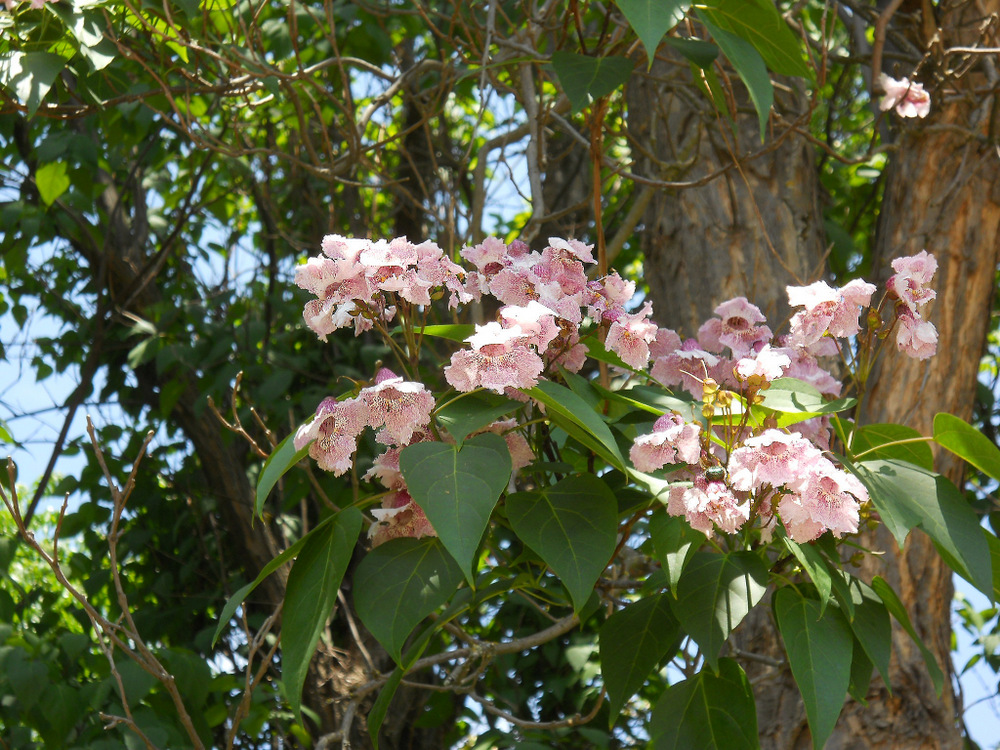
(400, 432, 511, 582)
(506, 473, 619, 612)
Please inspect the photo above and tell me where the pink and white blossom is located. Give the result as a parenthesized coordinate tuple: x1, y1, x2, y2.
(699, 297, 772, 358)
(604, 302, 658, 370)
(360, 368, 436, 445)
(727, 430, 823, 493)
(445, 322, 545, 393)
(368, 490, 437, 547)
(887, 250, 937, 313)
(735, 344, 791, 383)
(896, 312, 938, 360)
(787, 279, 876, 347)
(630, 413, 702, 472)
(294, 396, 367, 476)
(778, 458, 865, 542)
(879, 74, 931, 119)
(665, 473, 749, 535)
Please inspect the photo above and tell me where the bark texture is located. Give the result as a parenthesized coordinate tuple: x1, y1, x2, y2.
(632, 1, 1000, 745)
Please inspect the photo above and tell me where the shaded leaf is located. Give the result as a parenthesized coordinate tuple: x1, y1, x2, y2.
(400, 432, 511, 582)
(528, 380, 627, 471)
(674, 551, 768, 670)
(698, 0, 810, 78)
(649, 512, 705, 593)
(850, 458, 992, 599)
(551, 51, 635, 113)
(435, 391, 521, 445)
(600, 594, 681, 721)
(849, 423, 934, 470)
(256, 432, 309, 518)
(648, 658, 758, 749)
(283, 508, 363, 718)
(354, 538, 464, 663)
(616, 0, 689, 64)
(871, 576, 944, 695)
(839, 575, 892, 687)
(665, 36, 720, 69)
(774, 587, 853, 750)
(782, 537, 832, 615)
(506, 473, 619, 612)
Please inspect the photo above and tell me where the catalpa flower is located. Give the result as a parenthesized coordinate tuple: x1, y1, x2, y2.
(778, 458, 865, 542)
(444, 322, 544, 393)
(360, 368, 436, 446)
(665, 472, 749, 536)
(879, 74, 931, 119)
(896, 312, 938, 360)
(887, 250, 937, 313)
(728, 430, 823, 493)
(605, 302, 658, 370)
(698, 297, 771, 358)
(787, 279, 876, 348)
(293, 396, 366, 476)
(368, 489, 437, 548)
(630, 413, 701, 472)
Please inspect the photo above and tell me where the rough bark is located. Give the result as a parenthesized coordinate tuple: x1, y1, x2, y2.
(631, 2, 1000, 746)
(627, 55, 825, 335)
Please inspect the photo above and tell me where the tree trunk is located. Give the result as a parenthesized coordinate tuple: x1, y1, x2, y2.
(631, 2, 1000, 745)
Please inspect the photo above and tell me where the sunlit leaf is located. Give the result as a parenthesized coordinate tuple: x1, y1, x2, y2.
(933, 412, 1000, 481)
(871, 576, 944, 696)
(256, 432, 310, 518)
(616, 0, 689, 65)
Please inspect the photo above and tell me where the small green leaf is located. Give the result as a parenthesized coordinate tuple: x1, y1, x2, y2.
(774, 587, 853, 750)
(649, 512, 704, 593)
(849, 423, 934, 470)
(435, 391, 521, 446)
(698, 15, 772, 139)
(850, 458, 992, 599)
(211, 514, 342, 646)
(933, 412, 1000, 481)
(665, 37, 720, 69)
(354, 538, 464, 663)
(528, 380, 627, 471)
(600, 594, 681, 721)
(506, 474, 619, 612)
(698, 0, 811, 78)
(256, 432, 310, 518)
(782, 538, 832, 615)
(35, 161, 70, 206)
(282, 508, 363, 718)
(758, 378, 856, 420)
(551, 51, 635, 114)
(871, 576, 944, 696)
(400, 432, 511, 583)
(674, 551, 769, 670)
(616, 0, 689, 64)
(648, 658, 757, 749)
(419, 324, 475, 342)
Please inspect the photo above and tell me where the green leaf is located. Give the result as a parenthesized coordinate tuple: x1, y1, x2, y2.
(698, 0, 811, 78)
(848, 639, 875, 705)
(600, 593, 681, 721)
(871, 576, 944, 696)
(774, 587, 853, 750)
(649, 512, 705, 593)
(400, 432, 511, 582)
(616, 0, 689, 64)
(839, 575, 892, 687)
(35, 162, 70, 206)
(435, 391, 521, 446)
(282, 508, 363, 718)
(419, 323, 475, 342)
(211, 513, 342, 646)
(665, 37, 720, 69)
(782, 538, 832, 616)
(849, 423, 934, 470)
(256, 432, 310, 518)
(528, 380, 627, 471)
(697, 15, 772, 138)
(601, 383, 698, 422)
(984, 528, 1000, 602)
(506, 474, 619, 612)
(551, 51, 635, 114)
(850, 459, 992, 599)
(354, 538, 464, 663)
(674, 551, 769, 670)
(758, 378, 856, 422)
(648, 658, 758, 749)
(933, 412, 1000, 481)
(0, 51, 66, 118)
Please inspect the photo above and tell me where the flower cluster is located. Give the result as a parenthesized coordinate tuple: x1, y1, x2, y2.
(294, 234, 938, 545)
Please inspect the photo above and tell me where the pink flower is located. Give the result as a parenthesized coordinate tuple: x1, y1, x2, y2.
(360, 368, 436, 446)
(896, 312, 938, 360)
(735, 344, 790, 383)
(368, 490, 438, 547)
(604, 302, 658, 369)
(778, 459, 865, 542)
(294, 397, 367, 476)
(630, 413, 702, 472)
(587, 273, 636, 319)
(665, 473, 749, 535)
(472, 419, 534, 471)
(787, 279, 876, 347)
(461, 236, 510, 276)
(879, 74, 931, 119)
(887, 250, 937, 313)
(650, 341, 721, 397)
(444, 322, 545, 393)
(546, 237, 595, 264)
(500, 302, 560, 350)
(699, 298, 772, 358)
(727, 430, 823, 493)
